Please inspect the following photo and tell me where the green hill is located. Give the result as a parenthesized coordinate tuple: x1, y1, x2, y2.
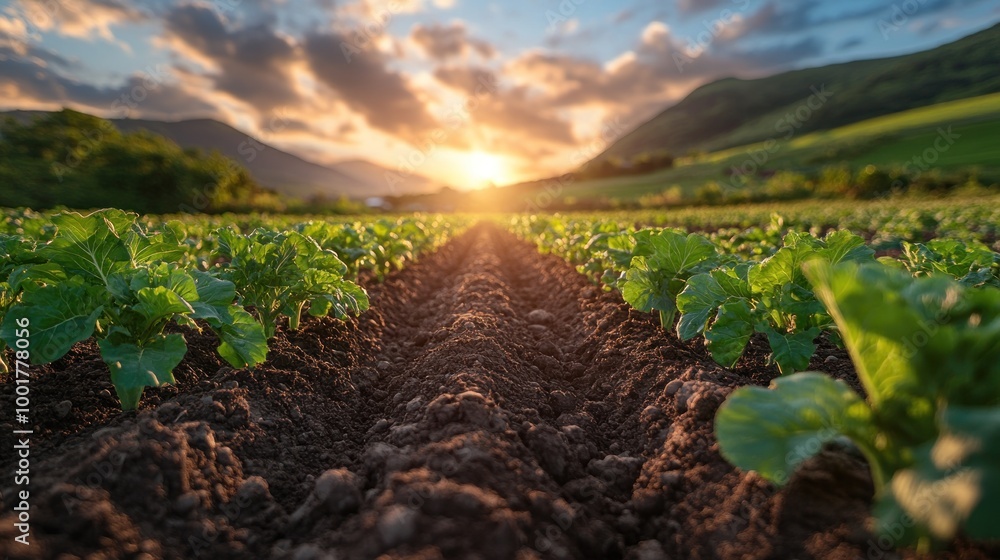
(590, 22, 1000, 168)
(557, 93, 1000, 203)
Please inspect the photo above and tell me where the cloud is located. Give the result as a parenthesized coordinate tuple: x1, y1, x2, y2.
(0, 54, 219, 119)
(303, 31, 439, 142)
(410, 22, 494, 59)
(641, 21, 670, 47)
(8, 0, 146, 42)
(160, 4, 301, 113)
(433, 65, 576, 151)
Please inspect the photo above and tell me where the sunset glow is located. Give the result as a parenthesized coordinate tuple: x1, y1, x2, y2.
(463, 151, 509, 188)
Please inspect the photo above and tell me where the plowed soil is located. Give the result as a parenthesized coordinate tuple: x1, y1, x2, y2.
(0, 223, 995, 560)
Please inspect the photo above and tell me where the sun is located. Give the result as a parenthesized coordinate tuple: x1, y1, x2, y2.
(464, 151, 508, 188)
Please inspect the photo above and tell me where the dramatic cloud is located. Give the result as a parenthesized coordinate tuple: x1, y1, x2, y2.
(8, 0, 146, 42)
(0, 55, 219, 119)
(434, 65, 576, 150)
(0, 0, 995, 184)
(160, 5, 301, 113)
(411, 22, 495, 60)
(304, 32, 438, 142)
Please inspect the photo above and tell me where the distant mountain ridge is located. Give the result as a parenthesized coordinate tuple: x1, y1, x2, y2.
(589, 22, 1000, 168)
(0, 111, 436, 198)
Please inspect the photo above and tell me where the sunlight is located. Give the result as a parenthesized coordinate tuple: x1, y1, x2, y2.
(464, 151, 508, 188)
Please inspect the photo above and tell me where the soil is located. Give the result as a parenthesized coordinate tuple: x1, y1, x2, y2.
(0, 223, 996, 560)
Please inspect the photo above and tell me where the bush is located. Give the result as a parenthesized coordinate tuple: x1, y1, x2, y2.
(763, 171, 813, 200)
(849, 165, 894, 199)
(816, 165, 853, 197)
(694, 181, 726, 205)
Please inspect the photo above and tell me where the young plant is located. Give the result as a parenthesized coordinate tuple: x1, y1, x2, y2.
(715, 261, 1000, 550)
(214, 228, 370, 339)
(677, 230, 874, 374)
(884, 238, 999, 288)
(0, 210, 267, 410)
(620, 229, 725, 328)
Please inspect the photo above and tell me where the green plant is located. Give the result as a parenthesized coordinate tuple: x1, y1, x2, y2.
(716, 261, 1000, 550)
(885, 238, 999, 288)
(0, 210, 267, 409)
(215, 227, 370, 339)
(620, 229, 725, 328)
(677, 230, 874, 374)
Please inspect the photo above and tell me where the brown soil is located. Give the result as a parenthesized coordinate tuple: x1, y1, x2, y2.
(0, 223, 995, 560)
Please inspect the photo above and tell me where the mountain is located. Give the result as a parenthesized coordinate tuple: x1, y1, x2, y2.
(1, 111, 434, 199)
(334, 159, 439, 196)
(589, 22, 1000, 168)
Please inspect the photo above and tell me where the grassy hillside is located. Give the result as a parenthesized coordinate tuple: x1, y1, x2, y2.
(591, 22, 1000, 167)
(561, 93, 1000, 202)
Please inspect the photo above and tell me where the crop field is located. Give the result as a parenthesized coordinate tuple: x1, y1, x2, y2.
(0, 199, 998, 559)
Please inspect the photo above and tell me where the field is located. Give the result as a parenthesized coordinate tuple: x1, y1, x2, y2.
(561, 94, 1000, 203)
(1, 198, 998, 559)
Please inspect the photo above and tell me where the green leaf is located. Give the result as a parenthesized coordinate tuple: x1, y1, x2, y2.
(644, 230, 718, 274)
(820, 229, 875, 264)
(713, 263, 753, 299)
(705, 299, 754, 368)
(133, 287, 195, 321)
(98, 333, 186, 410)
(621, 257, 676, 319)
(676, 273, 728, 341)
(311, 278, 370, 320)
(804, 261, 946, 441)
(215, 307, 268, 368)
(39, 211, 131, 285)
(0, 281, 104, 364)
(716, 372, 876, 486)
(760, 325, 821, 375)
(750, 244, 810, 296)
(7, 262, 67, 292)
(191, 270, 237, 306)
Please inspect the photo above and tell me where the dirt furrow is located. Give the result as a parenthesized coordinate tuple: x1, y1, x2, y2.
(3, 223, 995, 560)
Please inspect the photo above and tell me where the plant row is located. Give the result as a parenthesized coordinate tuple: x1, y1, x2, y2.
(511, 215, 999, 373)
(510, 215, 1000, 549)
(0, 209, 465, 409)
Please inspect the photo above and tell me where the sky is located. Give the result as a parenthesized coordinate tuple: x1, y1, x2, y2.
(1, 0, 998, 190)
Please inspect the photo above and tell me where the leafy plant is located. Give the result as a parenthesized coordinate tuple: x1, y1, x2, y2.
(716, 261, 1000, 550)
(885, 238, 999, 288)
(619, 229, 725, 328)
(0, 210, 267, 409)
(677, 230, 874, 374)
(214, 228, 370, 339)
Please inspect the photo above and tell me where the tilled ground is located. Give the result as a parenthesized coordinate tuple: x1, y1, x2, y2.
(0, 223, 996, 560)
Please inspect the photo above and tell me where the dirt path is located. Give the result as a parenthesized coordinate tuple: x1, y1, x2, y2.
(0, 224, 994, 559)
